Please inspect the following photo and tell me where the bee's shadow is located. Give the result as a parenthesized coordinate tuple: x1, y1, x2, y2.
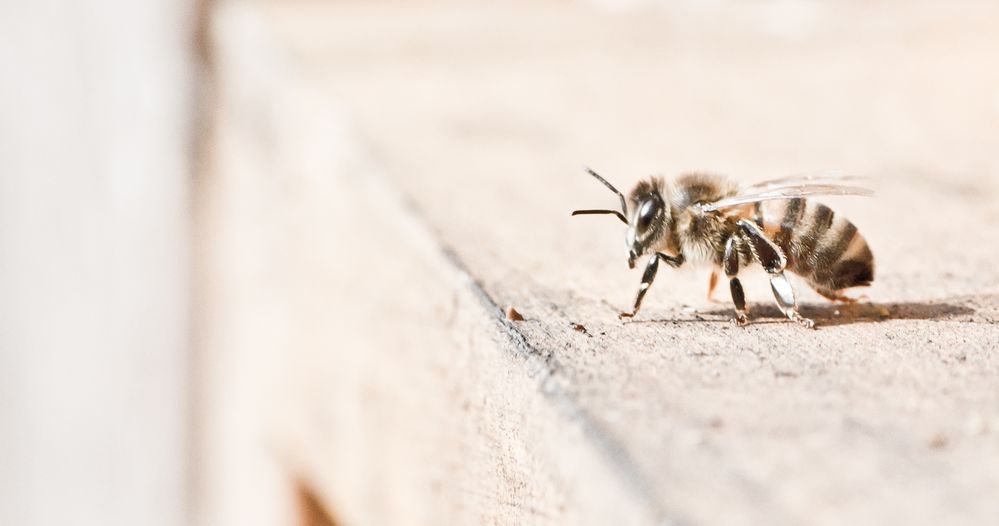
(635, 300, 978, 327)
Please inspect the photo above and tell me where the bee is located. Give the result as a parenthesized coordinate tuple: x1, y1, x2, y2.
(572, 168, 875, 328)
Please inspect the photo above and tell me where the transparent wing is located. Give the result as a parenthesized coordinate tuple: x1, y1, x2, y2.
(746, 170, 870, 190)
(700, 183, 875, 212)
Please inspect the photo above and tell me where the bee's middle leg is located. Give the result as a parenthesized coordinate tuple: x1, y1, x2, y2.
(723, 236, 749, 326)
(737, 220, 815, 329)
(706, 270, 721, 302)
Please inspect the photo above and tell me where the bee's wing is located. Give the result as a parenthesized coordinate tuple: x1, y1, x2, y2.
(700, 183, 875, 212)
(746, 170, 870, 190)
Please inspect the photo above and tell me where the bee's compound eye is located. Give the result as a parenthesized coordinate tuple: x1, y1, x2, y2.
(636, 199, 659, 233)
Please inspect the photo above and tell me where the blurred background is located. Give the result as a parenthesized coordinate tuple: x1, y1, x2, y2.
(2, 1, 997, 525)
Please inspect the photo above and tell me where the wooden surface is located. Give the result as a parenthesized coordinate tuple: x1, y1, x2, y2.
(202, 2, 999, 525)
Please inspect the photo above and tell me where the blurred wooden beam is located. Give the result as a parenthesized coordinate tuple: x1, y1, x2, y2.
(0, 1, 193, 525)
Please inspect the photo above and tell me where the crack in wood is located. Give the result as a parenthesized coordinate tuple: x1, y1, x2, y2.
(437, 235, 679, 526)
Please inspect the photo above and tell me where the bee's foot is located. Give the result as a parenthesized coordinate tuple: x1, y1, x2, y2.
(618, 311, 635, 320)
(794, 315, 816, 329)
(732, 312, 749, 327)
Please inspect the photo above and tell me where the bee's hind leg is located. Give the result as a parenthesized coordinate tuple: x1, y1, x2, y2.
(736, 220, 816, 329)
(815, 287, 866, 303)
(770, 273, 814, 329)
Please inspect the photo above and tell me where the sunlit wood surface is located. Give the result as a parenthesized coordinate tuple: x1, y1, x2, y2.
(200, 2, 999, 525)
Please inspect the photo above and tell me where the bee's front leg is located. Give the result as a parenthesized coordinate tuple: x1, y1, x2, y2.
(619, 254, 659, 320)
(618, 252, 684, 320)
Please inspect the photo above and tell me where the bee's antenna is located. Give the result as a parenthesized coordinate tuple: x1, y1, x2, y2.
(571, 209, 628, 224)
(583, 166, 628, 217)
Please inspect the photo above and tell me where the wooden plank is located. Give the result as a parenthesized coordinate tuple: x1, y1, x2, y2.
(204, 2, 999, 525)
(202, 4, 658, 524)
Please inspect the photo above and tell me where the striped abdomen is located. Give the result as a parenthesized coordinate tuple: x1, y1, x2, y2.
(757, 199, 874, 291)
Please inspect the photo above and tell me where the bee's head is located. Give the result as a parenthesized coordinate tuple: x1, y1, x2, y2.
(571, 169, 671, 269)
(625, 178, 670, 268)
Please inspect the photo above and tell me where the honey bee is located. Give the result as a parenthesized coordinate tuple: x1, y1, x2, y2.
(572, 168, 875, 328)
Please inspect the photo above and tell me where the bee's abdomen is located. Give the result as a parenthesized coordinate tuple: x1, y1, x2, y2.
(761, 199, 874, 290)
